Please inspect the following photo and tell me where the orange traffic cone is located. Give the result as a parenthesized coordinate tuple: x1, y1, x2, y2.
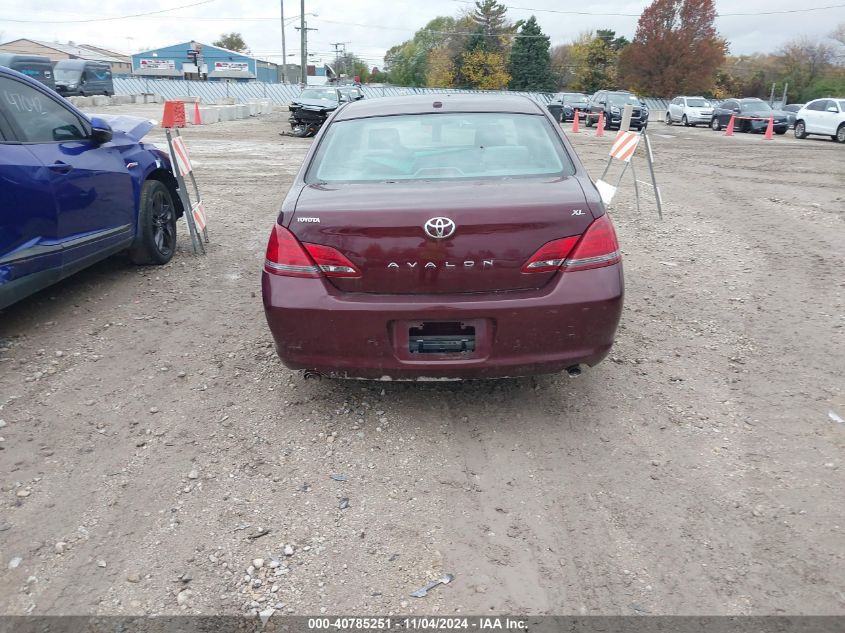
(161, 101, 186, 128)
(724, 114, 735, 136)
(571, 110, 580, 133)
(596, 112, 605, 137)
(193, 99, 202, 126)
(763, 115, 774, 140)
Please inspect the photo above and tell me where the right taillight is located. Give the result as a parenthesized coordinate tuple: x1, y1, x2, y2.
(563, 214, 621, 271)
(521, 214, 621, 275)
(264, 224, 361, 278)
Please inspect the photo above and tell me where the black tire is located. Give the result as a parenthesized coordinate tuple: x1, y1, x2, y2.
(665, 111, 672, 125)
(585, 115, 594, 128)
(794, 121, 807, 139)
(682, 114, 689, 127)
(775, 128, 786, 135)
(710, 117, 721, 131)
(835, 124, 845, 143)
(129, 179, 177, 265)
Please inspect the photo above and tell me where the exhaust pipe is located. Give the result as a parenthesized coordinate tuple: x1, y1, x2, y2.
(303, 370, 323, 380)
(566, 365, 582, 378)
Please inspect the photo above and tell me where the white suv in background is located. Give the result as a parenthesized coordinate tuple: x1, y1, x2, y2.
(665, 96, 714, 127)
(794, 98, 845, 143)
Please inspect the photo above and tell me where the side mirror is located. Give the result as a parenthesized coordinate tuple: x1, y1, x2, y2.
(733, 107, 740, 113)
(89, 116, 113, 144)
(827, 106, 838, 113)
(598, 100, 606, 106)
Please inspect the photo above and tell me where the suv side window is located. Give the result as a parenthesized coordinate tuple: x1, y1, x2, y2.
(723, 100, 737, 111)
(0, 76, 88, 143)
(807, 100, 825, 111)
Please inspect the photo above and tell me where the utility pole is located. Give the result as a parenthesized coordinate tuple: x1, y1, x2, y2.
(300, 0, 305, 85)
(295, 16, 318, 85)
(329, 41, 349, 79)
(280, 0, 287, 83)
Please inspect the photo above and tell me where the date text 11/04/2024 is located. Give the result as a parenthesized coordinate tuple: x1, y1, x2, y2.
(307, 617, 528, 630)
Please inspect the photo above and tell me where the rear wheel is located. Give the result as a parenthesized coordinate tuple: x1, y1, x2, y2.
(665, 111, 672, 125)
(794, 121, 807, 139)
(710, 117, 721, 131)
(775, 128, 786, 135)
(129, 179, 177, 265)
(585, 115, 594, 128)
(682, 114, 689, 127)
(835, 124, 845, 143)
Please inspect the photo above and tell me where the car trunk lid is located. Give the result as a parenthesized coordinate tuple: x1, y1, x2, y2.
(288, 177, 595, 294)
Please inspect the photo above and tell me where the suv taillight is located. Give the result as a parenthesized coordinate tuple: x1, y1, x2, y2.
(521, 215, 621, 274)
(264, 224, 360, 278)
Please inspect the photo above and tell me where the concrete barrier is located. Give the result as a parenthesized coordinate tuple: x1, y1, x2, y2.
(197, 106, 220, 124)
(235, 104, 250, 119)
(91, 96, 110, 106)
(214, 97, 238, 105)
(213, 105, 237, 122)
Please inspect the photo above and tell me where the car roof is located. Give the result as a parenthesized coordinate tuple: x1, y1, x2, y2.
(333, 93, 544, 120)
(54, 59, 108, 68)
(0, 53, 52, 64)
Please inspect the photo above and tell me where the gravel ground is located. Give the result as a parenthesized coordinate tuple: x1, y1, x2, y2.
(0, 106, 843, 617)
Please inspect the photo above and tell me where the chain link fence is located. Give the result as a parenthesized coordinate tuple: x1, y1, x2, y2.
(113, 78, 670, 113)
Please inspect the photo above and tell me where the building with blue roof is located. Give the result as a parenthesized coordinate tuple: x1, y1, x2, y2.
(131, 41, 280, 82)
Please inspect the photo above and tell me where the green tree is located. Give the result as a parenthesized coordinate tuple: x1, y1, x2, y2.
(462, 49, 510, 89)
(213, 33, 248, 53)
(384, 16, 459, 86)
(570, 33, 619, 93)
(469, 0, 515, 55)
(508, 16, 556, 91)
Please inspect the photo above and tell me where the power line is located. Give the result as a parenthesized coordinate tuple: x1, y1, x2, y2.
(0, 0, 217, 23)
(450, 0, 845, 17)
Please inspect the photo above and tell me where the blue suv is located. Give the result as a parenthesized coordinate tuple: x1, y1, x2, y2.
(0, 66, 182, 310)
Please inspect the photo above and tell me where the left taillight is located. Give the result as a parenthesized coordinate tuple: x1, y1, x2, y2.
(264, 224, 360, 278)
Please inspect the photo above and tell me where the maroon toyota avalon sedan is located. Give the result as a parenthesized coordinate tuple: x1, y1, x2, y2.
(262, 94, 623, 380)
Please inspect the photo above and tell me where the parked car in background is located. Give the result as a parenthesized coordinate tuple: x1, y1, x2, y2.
(665, 96, 713, 127)
(585, 90, 649, 130)
(549, 92, 590, 122)
(262, 94, 624, 380)
(339, 85, 365, 102)
(0, 53, 55, 90)
(794, 98, 845, 143)
(53, 60, 113, 96)
(782, 103, 804, 128)
(709, 98, 789, 134)
(0, 66, 183, 310)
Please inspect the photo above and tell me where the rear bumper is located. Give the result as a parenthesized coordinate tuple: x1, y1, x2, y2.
(262, 264, 624, 379)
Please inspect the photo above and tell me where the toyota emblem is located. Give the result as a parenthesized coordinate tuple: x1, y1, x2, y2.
(424, 217, 456, 239)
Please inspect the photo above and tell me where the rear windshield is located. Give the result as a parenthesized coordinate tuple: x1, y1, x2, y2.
(562, 93, 588, 103)
(742, 100, 770, 112)
(306, 112, 575, 183)
(608, 94, 641, 106)
(686, 98, 707, 107)
(299, 88, 338, 101)
(54, 68, 82, 82)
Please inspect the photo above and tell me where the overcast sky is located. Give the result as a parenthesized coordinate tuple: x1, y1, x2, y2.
(3, 0, 844, 68)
